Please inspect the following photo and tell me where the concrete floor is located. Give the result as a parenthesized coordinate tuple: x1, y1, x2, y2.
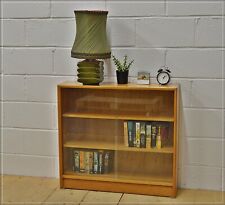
(1, 175, 224, 205)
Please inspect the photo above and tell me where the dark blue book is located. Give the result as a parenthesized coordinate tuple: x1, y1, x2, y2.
(127, 121, 134, 147)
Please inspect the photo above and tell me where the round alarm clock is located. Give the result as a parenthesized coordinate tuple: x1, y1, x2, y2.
(157, 67, 171, 85)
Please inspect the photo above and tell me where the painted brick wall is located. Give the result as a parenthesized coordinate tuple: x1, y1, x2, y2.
(0, 0, 224, 191)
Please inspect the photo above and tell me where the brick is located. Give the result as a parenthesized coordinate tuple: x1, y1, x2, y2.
(2, 154, 57, 177)
(3, 75, 27, 101)
(110, 48, 165, 77)
(195, 18, 224, 47)
(0, 76, 2, 101)
(52, 1, 106, 18)
(0, 49, 2, 74)
(27, 76, 74, 102)
(2, 20, 26, 46)
(223, 168, 225, 191)
(171, 79, 193, 108)
(2, 128, 23, 154)
(136, 18, 195, 47)
(185, 138, 223, 167)
(107, 1, 164, 17)
(166, 49, 223, 78)
(26, 20, 53, 46)
(181, 165, 222, 190)
(3, 102, 55, 129)
(108, 18, 135, 47)
(191, 80, 223, 108)
(53, 48, 77, 76)
(3, 48, 53, 75)
(26, 19, 75, 47)
(2, 1, 50, 18)
(53, 19, 75, 47)
(3, 128, 58, 156)
(184, 108, 223, 138)
(167, 1, 224, 16)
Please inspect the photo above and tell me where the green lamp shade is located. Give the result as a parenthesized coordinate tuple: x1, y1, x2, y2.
(71, 10, 111, 59)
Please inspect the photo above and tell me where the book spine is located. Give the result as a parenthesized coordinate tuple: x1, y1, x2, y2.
(79, 150, 85, 173)
(146, 123, 151, 148)
(151, 125, 157, 148)
(140, 122, 146, 148)
(93, 151, 99, 174)
(104, 151, 110, 174)
(124, 121, 129, 146)
(89, 151, 93, 174)
(132, 121, 136, 147)
(84, 151, 90, 173)
(135, 122, 140, 148)
(73, 149, 80, 172)
(127, 121, 134, 147)
(98, 150, 104, 174)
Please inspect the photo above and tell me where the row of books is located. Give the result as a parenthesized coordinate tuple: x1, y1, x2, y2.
(124, 121, 171, 149)
(72, 149, 114, 174)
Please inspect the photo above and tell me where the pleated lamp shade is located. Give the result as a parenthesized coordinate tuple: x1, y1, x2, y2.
(71, 10, 111, 59)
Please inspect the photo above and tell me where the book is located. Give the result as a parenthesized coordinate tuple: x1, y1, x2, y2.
(98, 150, 104, 174)
(104, 151, 110, 174)
(123, 121, 128, 146)
(93, 151, 99, 174)
(146, 123, 151, 148)
(89, 151, 94, 174)
(135, 122, 140, 148)
(151, 125, 157, 148)
(156, 126, 162, 149)
(127, 121, 134, 147)
(140, 122, 146, 148)
(84, 151, 90, 173)
(79, 150, 85, 173)
(161, 125, 170, 147)
(73, 149, 80, 172)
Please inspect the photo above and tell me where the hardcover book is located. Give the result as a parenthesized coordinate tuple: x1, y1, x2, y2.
(98, 150, 104, 174)
(146, 123, 151, 148)
(124, 121, 129, 146)
(140, 122, 146, 148)
(135, 122, 141, 148)
(89, 151, 94, 174)
(93, 151, 99, 174)
(151, 125, 157, 148)
(84, 151, 90, 173)
(104, 151, 110, 173)
(127, 121, 134, 147)
(79, 150, 85, 173)
(73, 149, 80, 172)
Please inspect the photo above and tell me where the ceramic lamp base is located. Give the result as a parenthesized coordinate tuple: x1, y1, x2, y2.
(77, 59, 104, 85)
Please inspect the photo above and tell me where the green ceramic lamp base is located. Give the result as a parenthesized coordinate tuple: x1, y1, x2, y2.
(77, 59, 104, 85)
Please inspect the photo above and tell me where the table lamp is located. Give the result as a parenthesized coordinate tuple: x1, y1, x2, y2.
(71, 10, 111, 85)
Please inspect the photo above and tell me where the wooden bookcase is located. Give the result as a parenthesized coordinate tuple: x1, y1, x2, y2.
(57, 82, 179, 197)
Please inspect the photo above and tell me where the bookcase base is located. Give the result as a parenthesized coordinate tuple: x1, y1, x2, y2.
(62, 178, 177, 197)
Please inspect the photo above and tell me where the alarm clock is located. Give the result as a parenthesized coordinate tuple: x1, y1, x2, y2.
(157, 67, 171, 85)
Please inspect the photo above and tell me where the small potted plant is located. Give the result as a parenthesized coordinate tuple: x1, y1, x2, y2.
(112, 55, 134, 84)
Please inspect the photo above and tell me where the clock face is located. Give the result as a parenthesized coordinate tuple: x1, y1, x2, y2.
(157, 71, 170, 85)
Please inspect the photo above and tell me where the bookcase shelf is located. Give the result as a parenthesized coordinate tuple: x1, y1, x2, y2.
(58, 82, 179, 197)
(64, 140, 174, 154)
(63, 112, 174, 122)
(63, 172, 173, 186)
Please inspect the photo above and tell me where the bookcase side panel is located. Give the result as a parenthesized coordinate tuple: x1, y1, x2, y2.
(58, 86, 64, 187)
(172, 88, 179, 193)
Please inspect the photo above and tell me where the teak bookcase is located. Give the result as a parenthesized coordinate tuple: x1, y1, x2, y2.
(57, 82, 179, 197)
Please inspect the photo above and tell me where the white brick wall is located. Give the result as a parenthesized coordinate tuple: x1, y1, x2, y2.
(1, 0, 224, 191)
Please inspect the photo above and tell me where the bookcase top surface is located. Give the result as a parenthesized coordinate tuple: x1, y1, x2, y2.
(58, 82, 179, 91)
